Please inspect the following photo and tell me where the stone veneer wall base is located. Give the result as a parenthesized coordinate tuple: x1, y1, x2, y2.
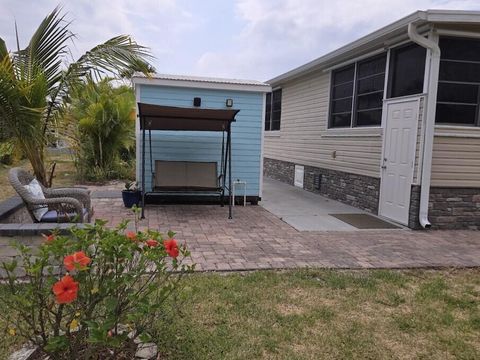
(410, 185, 480, 230)
(265, 158, 480, 230)
(264, 157, 380, 214)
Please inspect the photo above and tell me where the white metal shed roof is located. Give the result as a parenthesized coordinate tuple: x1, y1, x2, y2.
(132, 73, 272, 92)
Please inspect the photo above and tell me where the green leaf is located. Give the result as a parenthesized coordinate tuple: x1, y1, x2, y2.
(0, 37, 8, 60)
(44, 335, 69, 352)
(139, 332, 152, 343)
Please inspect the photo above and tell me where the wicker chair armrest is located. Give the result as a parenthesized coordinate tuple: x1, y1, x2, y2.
(29, 197, 84, 223)
(44, 188, 91, 211)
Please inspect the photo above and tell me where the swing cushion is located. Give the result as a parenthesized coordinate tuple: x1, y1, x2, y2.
(154, 161, 219, 190)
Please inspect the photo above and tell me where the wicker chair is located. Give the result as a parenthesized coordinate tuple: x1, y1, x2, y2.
(8, 167, 92, 223)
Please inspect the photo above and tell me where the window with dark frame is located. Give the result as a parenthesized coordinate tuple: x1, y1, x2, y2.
(436, 36, 480, 126)
(329, 53, 387, 128)
(388, 43, 426, 98)
(265, 89, 282, 131)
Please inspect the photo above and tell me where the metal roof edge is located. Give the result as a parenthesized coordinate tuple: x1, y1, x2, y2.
(132, 73, 271, 93)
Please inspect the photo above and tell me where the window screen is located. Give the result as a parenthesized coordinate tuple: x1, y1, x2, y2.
(354, 55, 386, 126)
(330, 65, 354, 128)
(265, 89, 282, 131)
(329, 53, 387, 128)
(388, 43, 426, 98)
(436, 37, 480, 126)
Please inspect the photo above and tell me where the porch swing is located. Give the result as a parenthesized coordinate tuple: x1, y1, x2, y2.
(137, 103, 239, 219)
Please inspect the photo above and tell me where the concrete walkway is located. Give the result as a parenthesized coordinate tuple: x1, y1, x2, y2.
(261, 178, 370, 231)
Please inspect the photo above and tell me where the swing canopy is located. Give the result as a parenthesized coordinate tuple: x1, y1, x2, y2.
(137, 103, 239, 219)
(138, 103, 238, 131)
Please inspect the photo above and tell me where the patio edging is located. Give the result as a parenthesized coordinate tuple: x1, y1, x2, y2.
(0, 196, 24, 222)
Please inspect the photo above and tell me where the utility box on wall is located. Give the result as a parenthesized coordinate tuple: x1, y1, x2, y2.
(294, 165, 304, 188)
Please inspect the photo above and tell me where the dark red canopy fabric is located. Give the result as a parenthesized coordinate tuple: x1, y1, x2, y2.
(138, 103, 238, 131)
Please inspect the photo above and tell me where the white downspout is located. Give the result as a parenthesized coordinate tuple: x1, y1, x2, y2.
(407, 23, 440, 229)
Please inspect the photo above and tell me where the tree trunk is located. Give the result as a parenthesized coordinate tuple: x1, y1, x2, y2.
(21, 141, 48, 187)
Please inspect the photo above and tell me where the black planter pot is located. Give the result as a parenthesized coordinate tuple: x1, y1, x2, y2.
(122, 190, 141, 208)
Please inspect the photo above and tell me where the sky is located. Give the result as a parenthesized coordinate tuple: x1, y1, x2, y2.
(1, 0, 479, 81)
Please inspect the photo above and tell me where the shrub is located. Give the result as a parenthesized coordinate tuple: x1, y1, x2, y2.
(0, 207, 194, 358)
(0, 140, 16, 165)
(66, 78, 137, 183)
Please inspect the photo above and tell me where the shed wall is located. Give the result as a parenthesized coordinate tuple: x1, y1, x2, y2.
(137, 85, 263, 195)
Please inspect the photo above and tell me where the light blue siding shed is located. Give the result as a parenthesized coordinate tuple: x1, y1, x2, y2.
(133, 74, 271, 200)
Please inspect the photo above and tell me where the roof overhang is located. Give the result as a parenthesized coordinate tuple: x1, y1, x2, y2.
(138, 103, 238, 132)
(133, 74, 272, 93)
(269, 9, 480, 86)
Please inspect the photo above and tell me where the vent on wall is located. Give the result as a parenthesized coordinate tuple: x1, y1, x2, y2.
(313, 174, 321, 190)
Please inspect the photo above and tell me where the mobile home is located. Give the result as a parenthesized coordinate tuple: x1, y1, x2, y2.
(264, 10, 480, 229)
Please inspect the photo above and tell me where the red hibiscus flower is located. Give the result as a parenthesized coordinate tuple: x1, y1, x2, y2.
(42, 234, 55, 243)
(146, 239, 159, 247)
(163, 239, 179, 258)
(52, 275, 79, 304)
(64, 251, 91, 271)
(125, 231, 138, 241)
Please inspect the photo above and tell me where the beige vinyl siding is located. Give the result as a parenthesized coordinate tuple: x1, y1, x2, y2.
(431, 127, 480, 187)
(264, 70, 383, 178)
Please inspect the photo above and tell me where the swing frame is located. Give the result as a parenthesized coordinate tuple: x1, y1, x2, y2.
(137, 103, 239, 219)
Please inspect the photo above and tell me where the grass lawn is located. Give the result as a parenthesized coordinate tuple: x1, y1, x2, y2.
(4, 269, 478, 359)
(0, 151, 77, 202)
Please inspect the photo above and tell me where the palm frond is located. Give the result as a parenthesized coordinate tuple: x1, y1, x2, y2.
(17, 5, 74, 91)
(75, 35, 154, 80)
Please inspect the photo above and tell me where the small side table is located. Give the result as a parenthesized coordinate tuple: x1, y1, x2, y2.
(232, 179, 247, 207)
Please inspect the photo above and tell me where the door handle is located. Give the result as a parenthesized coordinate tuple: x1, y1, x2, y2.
(381, 165, 387, 169)
(381, 158, 387, 169)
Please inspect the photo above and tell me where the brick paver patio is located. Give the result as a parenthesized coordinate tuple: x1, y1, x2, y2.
(92, 197, 480, 271)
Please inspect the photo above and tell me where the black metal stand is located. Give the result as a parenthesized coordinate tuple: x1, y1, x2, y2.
(141, 117, 146, 219)
(228, 124, 232, 219)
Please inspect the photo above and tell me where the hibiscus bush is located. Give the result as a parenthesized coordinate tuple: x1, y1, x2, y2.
(0, 208, 194, 358)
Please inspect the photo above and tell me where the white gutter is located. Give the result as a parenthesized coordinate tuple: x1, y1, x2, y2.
(407, 23, 440, 229)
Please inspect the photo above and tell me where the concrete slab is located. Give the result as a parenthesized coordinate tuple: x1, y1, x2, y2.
(261, 178, 366, 231)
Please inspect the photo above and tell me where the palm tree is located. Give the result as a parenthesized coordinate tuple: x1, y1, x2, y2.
(0, 6, 154, 186)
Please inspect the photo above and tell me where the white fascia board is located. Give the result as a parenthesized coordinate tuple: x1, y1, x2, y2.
(132, 77, 272, 93)
(425, 9, 480, 23)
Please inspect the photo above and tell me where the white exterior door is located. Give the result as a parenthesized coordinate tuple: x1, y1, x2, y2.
(379, 98, 419, 225)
